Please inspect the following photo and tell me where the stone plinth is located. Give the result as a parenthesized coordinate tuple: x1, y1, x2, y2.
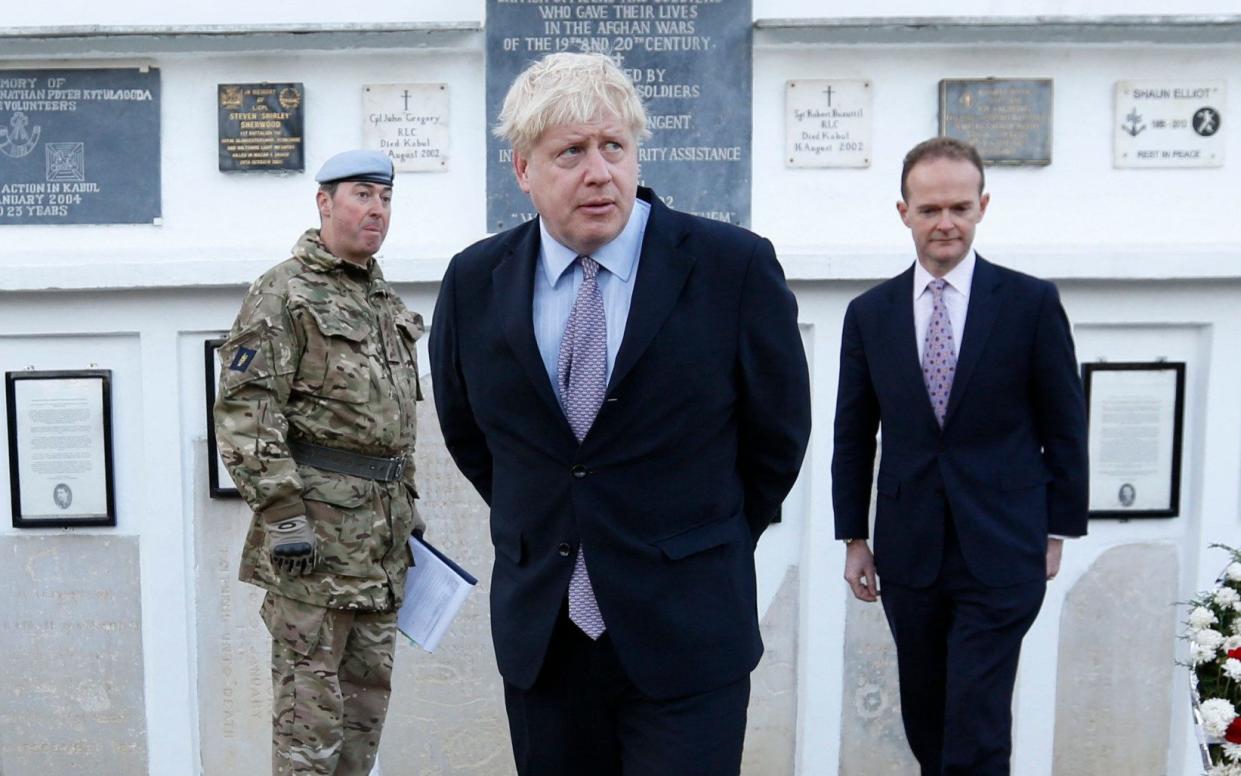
(1052, 543, 1178, 775)
(0, 535, 148, 774)
(194, 442, 273, 775)
(838, 594, 918, 775)
(743, 565, 800, 775)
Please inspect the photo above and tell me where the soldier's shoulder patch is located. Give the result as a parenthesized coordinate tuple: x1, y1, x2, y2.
(230, 347, 258, 372)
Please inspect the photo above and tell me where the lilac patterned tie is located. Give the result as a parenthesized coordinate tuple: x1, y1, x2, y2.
(556, 256, 607, 640)
(921, 278, 957, 427)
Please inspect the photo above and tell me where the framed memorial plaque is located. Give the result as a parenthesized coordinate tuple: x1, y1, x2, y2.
(204, 338, 240, 498)
(939, 78, 1053, 165)
(6, 370, 116, 527)
(1083, 362, 1185, 519)
(218, 82, 305, 172)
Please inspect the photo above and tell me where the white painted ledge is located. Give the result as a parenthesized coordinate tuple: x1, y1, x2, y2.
(754, 15, 1241, 45)
(0, 21, 483, 56)
(3, 16, 1236, 56)
(0, 244, 1236, 292)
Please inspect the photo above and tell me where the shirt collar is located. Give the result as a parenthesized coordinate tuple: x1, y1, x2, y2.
(539, 198, 650, 286)
(913, 249, 977, 299)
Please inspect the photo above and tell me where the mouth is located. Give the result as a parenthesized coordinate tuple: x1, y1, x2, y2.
(577, 199, 615, 216)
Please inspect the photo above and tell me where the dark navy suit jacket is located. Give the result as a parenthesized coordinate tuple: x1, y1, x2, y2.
(430, 188, 811, 698)
(832, 256, 1088, 587)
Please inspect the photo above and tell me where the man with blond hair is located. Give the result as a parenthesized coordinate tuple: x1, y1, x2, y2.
(430, 53, 811, 775)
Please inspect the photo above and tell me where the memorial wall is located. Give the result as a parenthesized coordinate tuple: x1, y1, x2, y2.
(0, 6, 1239, 775)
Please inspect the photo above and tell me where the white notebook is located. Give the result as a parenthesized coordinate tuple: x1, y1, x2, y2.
(397, 535, 478, 653)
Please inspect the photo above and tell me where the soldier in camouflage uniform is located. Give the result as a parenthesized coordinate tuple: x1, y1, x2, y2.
(213, 149, 423, 776)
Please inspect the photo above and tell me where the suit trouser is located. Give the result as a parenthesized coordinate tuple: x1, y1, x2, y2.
(263, 592, 398, 776)
(880, 518, 1045, 776)
(503, 601, 751, 776)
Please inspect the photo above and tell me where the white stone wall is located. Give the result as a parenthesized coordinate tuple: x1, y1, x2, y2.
(0, 6, 1238, 775)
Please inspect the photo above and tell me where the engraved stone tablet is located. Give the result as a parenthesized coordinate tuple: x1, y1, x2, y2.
(363, 84, 450, 173)
(838, 594, 918, 775)
(939, 78, 1053, 165)
(218, 82, 305, 172)
(786, 80, 872, 168)
(380, 374, 512, 772)
(1052, 543, 1177, 774)
(0, 535, 148, 773)
(0, 68, 160, 225)
(193, 442, 274, 775)
(486, 0, 753, 229)
(1114, 80, 1225, 168)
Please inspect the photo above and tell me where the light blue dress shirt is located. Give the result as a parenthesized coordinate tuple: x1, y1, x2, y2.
(532, 198, 651, 392)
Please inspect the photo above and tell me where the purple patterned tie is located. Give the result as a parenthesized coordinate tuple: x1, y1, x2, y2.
(921, 278, 957, 427)
(556, 256, 607, 640)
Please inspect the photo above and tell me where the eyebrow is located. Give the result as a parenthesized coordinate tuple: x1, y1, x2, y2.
(350, 183, 392, 194)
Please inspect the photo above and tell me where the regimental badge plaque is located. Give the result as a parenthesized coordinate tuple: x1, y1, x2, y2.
(218, 82, 305, 172)
(1114, 80, 1225, 168)
(939, 78, 1053, 165)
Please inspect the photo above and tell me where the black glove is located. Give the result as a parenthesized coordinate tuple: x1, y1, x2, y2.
(268, 515, 318, 576)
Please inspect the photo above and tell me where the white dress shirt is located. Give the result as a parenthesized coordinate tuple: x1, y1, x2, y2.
(913, 250, 975, 363)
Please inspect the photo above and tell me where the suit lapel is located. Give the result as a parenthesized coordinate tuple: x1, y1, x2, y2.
(491, 221, 570, 426)
(943, 255, 1002, 427)
(607, 193, 696, 393)
(886, 267, 942, 433)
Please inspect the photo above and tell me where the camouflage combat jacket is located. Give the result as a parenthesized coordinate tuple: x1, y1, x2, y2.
(214, 228, 423, 611)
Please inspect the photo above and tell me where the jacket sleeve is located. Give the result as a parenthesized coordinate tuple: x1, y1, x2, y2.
(429, 257, 494, 506)
(735, 237, 812, 543)
(1031, 281, 1089, 537)
(213, 285, 307, 522)
(831, 299, 881, 541)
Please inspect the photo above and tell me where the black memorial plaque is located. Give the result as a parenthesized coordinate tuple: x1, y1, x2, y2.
(486, 0, 752, 231)
(939, 78, 1053, 165)
(218, 82, 305, 172)
(0, 68, 160, 225)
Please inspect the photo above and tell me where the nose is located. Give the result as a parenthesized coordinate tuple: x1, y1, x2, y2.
(935, 209, 954, 232)
(582, 146, 612, 184)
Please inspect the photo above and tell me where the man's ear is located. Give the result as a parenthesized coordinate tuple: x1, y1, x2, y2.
(896, 199, 911, 228)
(513, 152, 532, 194)
(316, 189, 332, 221)
(977, 192, 990, 222)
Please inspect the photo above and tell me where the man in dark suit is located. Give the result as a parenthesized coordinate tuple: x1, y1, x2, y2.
(832, 137, 1088, 775)
(430, 52, 810, 776)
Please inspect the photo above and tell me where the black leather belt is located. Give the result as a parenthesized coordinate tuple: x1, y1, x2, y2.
(288, 439, 407, 482)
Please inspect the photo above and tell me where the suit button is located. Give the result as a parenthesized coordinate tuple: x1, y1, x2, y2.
(571, 464, 587, 479)
(558, 543, 571, 557)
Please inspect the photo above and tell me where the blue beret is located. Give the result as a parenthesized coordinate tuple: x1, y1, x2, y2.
(315, 149, 394, 187)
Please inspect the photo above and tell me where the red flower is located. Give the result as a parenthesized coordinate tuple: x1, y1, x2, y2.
(1227, 717, 1241, 745)
(1230, 646, 1241, 661)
